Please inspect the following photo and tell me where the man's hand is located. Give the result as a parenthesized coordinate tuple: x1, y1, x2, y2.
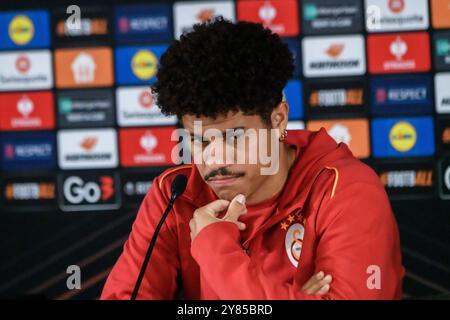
(301, 271, 333, 296)
(189, 195, 332, 296)
(189, 194, 247, 240)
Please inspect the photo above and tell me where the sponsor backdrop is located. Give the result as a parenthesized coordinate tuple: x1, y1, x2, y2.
(0, 0, 449, 299)
(1, 0, 449, 212)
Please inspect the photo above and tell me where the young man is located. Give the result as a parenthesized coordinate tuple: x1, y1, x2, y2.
(101, 17, 404, 300)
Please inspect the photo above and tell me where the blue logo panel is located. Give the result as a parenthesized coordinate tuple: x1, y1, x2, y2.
(284, 79, 303, 120)
(371, 117, 435, 158)
(114, 5, 172, 44)
(370, 75, 433, 116)
(1, 132, 56, 170)
(115, 45, 167, 85)
(283, 38, 300, 77)
(0, 10, 50, 49)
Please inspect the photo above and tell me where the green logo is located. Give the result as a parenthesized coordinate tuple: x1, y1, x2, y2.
(59, 98, 73, 114)
(437, 39, 450, 56)
(304, 4, 318, 21)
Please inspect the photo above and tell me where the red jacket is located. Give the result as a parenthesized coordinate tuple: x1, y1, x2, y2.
(101, 128, 404, 300)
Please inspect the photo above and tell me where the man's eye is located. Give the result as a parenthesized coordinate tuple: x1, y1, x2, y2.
(191, 136, 208, 143)
(227, 132, 243, 141)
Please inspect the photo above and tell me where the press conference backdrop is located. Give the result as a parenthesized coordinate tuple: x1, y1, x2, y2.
(0, 0, 449, 299)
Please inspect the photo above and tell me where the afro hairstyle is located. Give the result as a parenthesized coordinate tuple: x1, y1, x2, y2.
(151, 16, 295, 124)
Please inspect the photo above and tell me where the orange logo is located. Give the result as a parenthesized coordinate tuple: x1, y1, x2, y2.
(326, 44, 344, 58)
(431, 0, 450, 29)
(307, 119, 370, 158)
(196, 8, 215, 22)
(54, 47, 113, 88)
(443, 128, 450, 144)
(80, 137, 97, 151)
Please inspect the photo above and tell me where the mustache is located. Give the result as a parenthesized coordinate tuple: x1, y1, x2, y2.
(204, 167, 245, 181)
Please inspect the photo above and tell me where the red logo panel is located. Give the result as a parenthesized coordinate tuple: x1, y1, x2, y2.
(119, 127, 179, 167)
(0, 91, 55, 131)
(237, 0, 299, 37)
(367, 32, 430, 74)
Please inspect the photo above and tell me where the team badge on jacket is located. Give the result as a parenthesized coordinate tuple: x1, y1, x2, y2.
(280, 213, 305, 268)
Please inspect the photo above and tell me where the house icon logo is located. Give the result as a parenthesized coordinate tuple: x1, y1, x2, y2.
(71, 52, 96, 84)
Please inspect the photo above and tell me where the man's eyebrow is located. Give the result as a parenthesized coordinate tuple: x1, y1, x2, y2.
(188, 127, 246, 138)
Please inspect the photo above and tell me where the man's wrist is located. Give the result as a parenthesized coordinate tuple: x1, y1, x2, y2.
(191, 221, 241, 261)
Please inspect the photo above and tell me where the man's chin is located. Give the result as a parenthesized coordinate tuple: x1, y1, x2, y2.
(214, 188, 242, 202)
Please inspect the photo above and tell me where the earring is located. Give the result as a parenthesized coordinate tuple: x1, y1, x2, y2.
(279, 129, 288, 142)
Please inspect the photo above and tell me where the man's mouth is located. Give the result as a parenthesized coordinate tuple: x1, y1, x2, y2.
(207, 175, 242, 187)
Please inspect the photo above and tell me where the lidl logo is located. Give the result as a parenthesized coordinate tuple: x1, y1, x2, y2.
(389, 121, 417, 152)
(9, 15, 34, 45)
(115, 46, 167, 85)
(0, 10, 50, 49)
(371, 117, 435, 158)
(131, 50, 158, 80)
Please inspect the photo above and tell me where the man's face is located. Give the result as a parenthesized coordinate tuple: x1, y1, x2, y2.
(181, 111, 276, 201)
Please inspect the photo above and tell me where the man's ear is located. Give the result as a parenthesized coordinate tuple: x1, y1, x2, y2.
(270, 102, 289, 130)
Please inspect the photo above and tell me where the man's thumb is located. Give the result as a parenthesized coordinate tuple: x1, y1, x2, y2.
(223, 194, 247, 222)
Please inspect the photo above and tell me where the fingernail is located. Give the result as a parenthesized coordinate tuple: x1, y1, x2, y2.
(324, 275, 332, 282)
(316, 271, 324, 279)
(235, 194, 246, 205)
(319, 284, 330, 294)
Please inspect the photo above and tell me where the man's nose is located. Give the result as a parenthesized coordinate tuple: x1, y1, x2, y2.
(203, 138, 227, 165)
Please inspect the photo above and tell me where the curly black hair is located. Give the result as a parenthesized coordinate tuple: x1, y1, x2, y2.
(151, 16, 294, 124)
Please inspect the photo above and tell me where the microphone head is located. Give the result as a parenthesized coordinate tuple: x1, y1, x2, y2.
(171, 174, 188, 198)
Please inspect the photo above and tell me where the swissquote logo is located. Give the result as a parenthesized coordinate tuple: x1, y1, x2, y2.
(0, 50, 53, 91)
(116, 86, 177, 126)
(365, 0, 429, 32)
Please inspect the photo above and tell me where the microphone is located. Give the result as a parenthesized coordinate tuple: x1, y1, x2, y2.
(131, 174, 188, 300)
